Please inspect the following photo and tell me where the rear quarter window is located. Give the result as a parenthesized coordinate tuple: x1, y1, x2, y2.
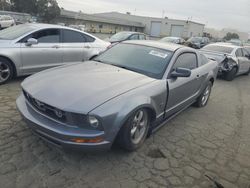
(200, 54, 209, 65)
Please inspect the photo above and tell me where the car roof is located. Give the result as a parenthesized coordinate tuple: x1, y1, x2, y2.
(24, 23, 72, 30)
(122, 40, 185, 51)
(206, 42, 241, 49)
(115, 31, 144, 35)
(162, 37, 181, 39)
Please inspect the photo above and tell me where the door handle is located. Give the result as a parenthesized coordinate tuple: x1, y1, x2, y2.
(52, 45, 60, 49)
(84, 45, 91, 49)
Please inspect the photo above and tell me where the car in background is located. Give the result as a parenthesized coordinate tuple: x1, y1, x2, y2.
(108, 31, 147, 44)
(160, 37, 185, 45)
(0, 15, 15, 29)
(186, 37, 209, 49)
(0, 23, 110, 85)
(228, 39, 243, 46)
(17, 40, 218, 151)
(200, 43, 250, 81)
(243, 45, 250, 54)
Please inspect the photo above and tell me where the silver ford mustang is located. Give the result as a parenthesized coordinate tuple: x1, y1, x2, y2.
(0, 23, 110, 84)
(17, 41, 218, 151)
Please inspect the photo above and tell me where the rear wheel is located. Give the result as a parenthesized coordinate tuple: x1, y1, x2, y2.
(0, 58, 14, 85)
(194, 81, 212, 108)
(117, 109, 150, 151)
(224, 67, 237, 81)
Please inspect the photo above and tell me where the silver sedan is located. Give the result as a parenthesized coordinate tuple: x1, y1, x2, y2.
(0, 23, 110, 84)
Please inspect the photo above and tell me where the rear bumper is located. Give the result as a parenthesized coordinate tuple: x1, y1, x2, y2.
(16, 95, 112, 152)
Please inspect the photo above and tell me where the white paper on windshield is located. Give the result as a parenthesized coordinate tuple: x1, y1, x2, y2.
(149, 50, 168, 59)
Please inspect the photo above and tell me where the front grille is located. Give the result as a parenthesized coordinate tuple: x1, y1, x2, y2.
(23, 90, 67, 123)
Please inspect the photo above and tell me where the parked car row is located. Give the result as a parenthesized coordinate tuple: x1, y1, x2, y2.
(0, 23, 110, 84)
(0, 24, 249, 152)
(0, 15, 15, 29)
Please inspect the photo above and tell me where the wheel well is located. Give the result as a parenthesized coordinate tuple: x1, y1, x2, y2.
(209, 77, 214, 85)
(89, 55, 98, 60)
(144, 107, 157, 123)
(0, 56, 17, 77)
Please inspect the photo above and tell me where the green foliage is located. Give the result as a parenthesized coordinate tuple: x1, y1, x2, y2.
(223, 32, 240, 41)
(1, 0, 60, 23)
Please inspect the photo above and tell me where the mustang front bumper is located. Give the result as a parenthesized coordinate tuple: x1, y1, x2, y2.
(16, 94, 112, 151)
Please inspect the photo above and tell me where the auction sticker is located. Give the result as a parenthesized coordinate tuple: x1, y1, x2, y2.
(149, 50, 168, 59)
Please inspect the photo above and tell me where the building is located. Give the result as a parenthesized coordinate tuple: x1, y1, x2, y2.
(55, 9, 205, 39)
(94, 12, 205, 39)
(0, 10, 31, 23)
(55, 9, 145, 34)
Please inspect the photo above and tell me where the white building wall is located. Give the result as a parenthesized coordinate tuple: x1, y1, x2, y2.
(94, 12, 205, 38)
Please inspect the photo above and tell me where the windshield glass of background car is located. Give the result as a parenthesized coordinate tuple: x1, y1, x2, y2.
(95, 43, 173, 79)
(0, 25, 35, 40)
(188, 37, 202, 43)
(202, 45, 234, 54)
(110, 32, 132, 42)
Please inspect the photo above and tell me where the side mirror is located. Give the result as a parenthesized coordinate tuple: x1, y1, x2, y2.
(26, 38, 38, 46)
(170, 67, 191, 78)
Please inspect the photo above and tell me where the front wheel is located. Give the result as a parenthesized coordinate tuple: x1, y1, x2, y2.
(194, 82, 212, 108)
(0, 58, 14, 85)
(117, 109, 150, 151)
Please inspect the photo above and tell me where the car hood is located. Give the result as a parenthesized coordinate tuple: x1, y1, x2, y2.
(0, 40, 13, 47)
(22, 61, 155, 114)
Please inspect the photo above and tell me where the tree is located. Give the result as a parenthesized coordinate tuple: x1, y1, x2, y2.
(223, 32, 240, 41)
(10, 0, 60, 23)
(0, 0, 11, 11)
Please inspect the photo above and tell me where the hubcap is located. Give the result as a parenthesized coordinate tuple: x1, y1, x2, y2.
(201, 85, 211, 106)
(0, 62, 10, 83)
(130, 110, 148, 145)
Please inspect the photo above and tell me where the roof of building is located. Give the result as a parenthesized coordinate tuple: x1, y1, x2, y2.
(60, 9, 145, 28)
(94, 12, 205, 26)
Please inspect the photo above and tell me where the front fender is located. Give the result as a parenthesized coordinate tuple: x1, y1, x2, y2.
(89, 80, 167, 143)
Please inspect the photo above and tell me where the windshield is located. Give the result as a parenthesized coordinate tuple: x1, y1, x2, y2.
(110, 32, 132, 42)
(188, 37, 202, 43)
(0, 24, 35, 40)
(202, 45, 234, 54)
(95, 43, 173, 79)
(161, 37, 177, 43)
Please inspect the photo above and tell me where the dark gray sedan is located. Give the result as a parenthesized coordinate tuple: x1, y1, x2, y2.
(17, 41, 218, 151)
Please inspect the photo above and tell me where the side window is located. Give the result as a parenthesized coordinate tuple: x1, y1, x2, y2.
(173, 53, 198, 70)
(200, 54, 209, 65)
(24, 29, 60, 43)
(242, 49, 249, 57)
(139, 34, 145, 40)
(83, 33, 95, 43)
(236, 49, 243, 57)
(62, 29, 86, 43)
(129, 34, 139, 40)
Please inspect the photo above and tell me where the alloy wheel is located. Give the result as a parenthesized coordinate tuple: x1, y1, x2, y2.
(130, 110, 148, 145)
(201, 85, 211, 106)
(0, 62, 11, 83)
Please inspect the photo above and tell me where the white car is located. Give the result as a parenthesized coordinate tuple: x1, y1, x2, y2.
(0, 15, 15, 29)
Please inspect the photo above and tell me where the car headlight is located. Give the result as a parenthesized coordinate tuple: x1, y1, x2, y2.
(88, 115, 100, 129)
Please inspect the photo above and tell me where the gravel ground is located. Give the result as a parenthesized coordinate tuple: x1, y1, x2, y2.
(0, 75, 250, 188)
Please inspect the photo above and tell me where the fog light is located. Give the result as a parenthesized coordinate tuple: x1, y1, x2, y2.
(88, 115, 100, 128)
(71, 137, 103, 143)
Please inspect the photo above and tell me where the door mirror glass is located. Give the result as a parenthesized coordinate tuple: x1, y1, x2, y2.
(171, 67, 191, 78)
(26, 38, 38, 46)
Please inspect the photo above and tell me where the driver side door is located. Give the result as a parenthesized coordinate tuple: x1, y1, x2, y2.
(19, 28, 62, 75)
(165, 52, 203, 117)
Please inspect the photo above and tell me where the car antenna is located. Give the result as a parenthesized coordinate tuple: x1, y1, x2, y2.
(205, 174, 224, 188)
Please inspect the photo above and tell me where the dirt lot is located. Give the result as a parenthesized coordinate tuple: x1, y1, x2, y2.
(0, 75, 250, 188)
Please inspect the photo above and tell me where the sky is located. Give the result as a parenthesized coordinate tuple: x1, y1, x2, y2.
(57, 0, 250, 33)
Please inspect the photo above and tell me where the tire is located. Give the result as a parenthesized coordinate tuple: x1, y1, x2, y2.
(117, 109, 150, 151)
(224, 67, 237, 81)
(0, 58, 14, 85)
(194, 81, 213, 108)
